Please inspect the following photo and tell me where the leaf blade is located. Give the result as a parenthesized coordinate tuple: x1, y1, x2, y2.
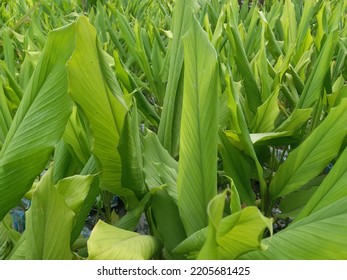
(177, 17, 219, 235)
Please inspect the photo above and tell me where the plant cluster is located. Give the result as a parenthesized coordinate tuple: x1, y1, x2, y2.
(0, 0, 347, 260)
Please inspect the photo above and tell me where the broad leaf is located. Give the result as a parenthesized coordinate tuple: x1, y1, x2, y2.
(242, 196, 347, 259)
(293, 0, 316, 64)
(53, 140, 80, 183)
(275, 108, 312, 132)
(177, 16, 218, 235)
(7, 231, 26, 260)
(224, 76, 267, 208)
(279, 176, 323, 219)
(66, 17, 135, 206)
(296, 147, 347, 221)
(270, 99, 347, 198)
(0, 22, 74, 221)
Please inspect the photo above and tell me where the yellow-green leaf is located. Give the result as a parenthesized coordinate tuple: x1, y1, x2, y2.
(88, 220, 161, 260)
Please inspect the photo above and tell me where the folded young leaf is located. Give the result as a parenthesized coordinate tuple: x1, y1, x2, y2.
(25, 168, 74, 260)
(174, 205, 272, 260)
(198, 190, 228, 260)
(56, 174, 95, 216)
(88, 220, 161, 260)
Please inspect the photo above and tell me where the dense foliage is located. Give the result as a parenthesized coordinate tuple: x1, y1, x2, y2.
(0, 0, 346, 260)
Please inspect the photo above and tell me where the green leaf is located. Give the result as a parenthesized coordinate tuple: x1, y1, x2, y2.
(143, 130, 178, 195)
(275, 108, 312, 132)
(25, 167, 74, 260)
(297, 30, 339, 109)
(293, 0, 316, 63)
(226, 23, 261, 117)
(296, 147, 347, 221)
(174, 206, 272, 260)
(7, 231, 26, 260)
(250, 131, 298, 146)
(270, 99, 347, 198)
(0, 214, 20, 260)
(87, 220, 161, 260)
(0, 80, 12, 144)
(280, 0, 297, 53)
(66, 17, 135, 206)
(2, 29, 16, 78)
(118, 102, 147, 200)
(251, 86, 280, 132)
(219, 130, 255, 205)
(278, 176, 323, 219)
(151, 188, 186, 259)
(70, 155, 100, 244)
(228, 178, 242, 214)
(217, 207, 272, 259)
(158, 0, 199, 156)
(0, 22, 74, 221)
(254, 16, 273, 102)
(242, 196, 347, 259)
(115, 192, 151, 231)
(224, 76, 267, 208)
(53, 139, 80, 183)
(56, 174, 95, 216)
(177, 16, 218, 235)
(63, 106, 92, 167)
(113, 51, 160, 124)
(198, 191, 226, 260)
